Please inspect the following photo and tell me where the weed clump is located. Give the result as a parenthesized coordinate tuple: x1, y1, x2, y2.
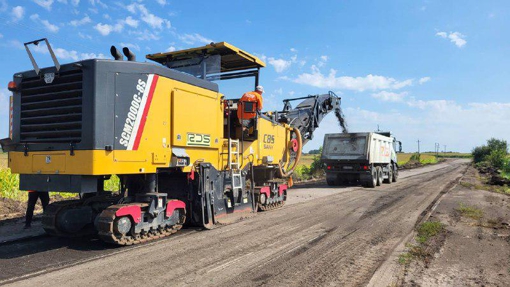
(456, 203, 484, 220)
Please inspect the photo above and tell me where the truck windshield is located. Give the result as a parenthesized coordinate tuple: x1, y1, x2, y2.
(324, 136, 366, 156)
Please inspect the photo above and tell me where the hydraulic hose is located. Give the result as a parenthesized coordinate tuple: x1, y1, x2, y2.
(279, 127, 303, 178)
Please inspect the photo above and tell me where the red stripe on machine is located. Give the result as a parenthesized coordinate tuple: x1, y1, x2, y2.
(132, 75, 159, 150)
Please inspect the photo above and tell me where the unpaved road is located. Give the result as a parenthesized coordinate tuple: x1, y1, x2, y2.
(0, 159, 468, 286)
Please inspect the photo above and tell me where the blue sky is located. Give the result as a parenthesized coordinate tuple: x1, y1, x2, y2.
(0, 0, 509, 152)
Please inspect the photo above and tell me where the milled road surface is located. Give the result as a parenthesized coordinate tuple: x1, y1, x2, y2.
(0, 159, 468, 287)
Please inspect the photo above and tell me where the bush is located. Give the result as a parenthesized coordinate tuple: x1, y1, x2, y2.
(487, 149, 507, 169)
(472, 138, 508, 164)
(410, 153, 421, 162)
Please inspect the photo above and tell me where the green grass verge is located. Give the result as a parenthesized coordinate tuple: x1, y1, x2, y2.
(456, 203, 484, 220)
(398, 221, 445, 265)
(416, 221, 444, 244)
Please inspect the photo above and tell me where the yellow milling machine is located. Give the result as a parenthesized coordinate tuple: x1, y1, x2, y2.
(2, 40, 340, 245)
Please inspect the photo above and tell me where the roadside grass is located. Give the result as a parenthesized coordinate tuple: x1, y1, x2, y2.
(0, 166, 121, 202)
(433, 152, 472, 159)
(416, 221, 444, 243)
(456, 203, 484, 220)
(398, 221, 445, 265)
(460, 179, 510, 195)
(298, 154, 315, 168)
(0, 168, 22, 200)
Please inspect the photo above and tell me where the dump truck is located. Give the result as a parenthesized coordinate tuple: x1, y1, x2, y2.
(1, 39, 340, 245)
(321, 132, 402, 187)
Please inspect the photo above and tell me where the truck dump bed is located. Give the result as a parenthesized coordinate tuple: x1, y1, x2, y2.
(321, 132, 394, 164)
(321, 133, 368, 161)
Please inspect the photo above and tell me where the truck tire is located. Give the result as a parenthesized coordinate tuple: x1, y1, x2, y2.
(392, 164, 398, 182)
(327, 178, 336, 186)
(376, 166, 383, 186)
(366, 167, 377, 188)
(384, 165, 392, 184)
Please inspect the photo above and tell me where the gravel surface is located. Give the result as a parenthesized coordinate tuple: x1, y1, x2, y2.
(0, 159, 468, 286)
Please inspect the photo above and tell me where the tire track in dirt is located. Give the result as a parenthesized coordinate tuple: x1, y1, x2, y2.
(3, 160, 468, 287)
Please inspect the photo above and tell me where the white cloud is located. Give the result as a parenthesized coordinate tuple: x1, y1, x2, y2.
(290, 48, 297, 53)
(0, 39, 24, 49)
(120, 42, 140, 51)
(71, 0, 79, 6)
(419, 77, 431, 84)
(166, 46, 176, 52)
(126, 3, 170, 29)
(320, 55, 328, 62)
(123, 16, 139, 28)
(69, 15, 91, 26)
(268, 57, 291, 73)
(436, 31, 467, 48)
(0, 33, 3, 38)
(11, 6, 25, 21)
(78, 32, 92, 39)
(254, 53, 267, 63)
(94, 22, 123, 36)
(371, 91, 408, 102)
(89, 0, 107, 8)
(304, 99, 510, 153)
(30, 14, 59, 33)
(129, 29, 160, 41)
(436, 32, 447, 38)
(156, 0, 166, 5)
(80, 52, 107, 60)
(407, 99, 459, 112)
(33, 0, 54, 10)
(32, 43, 107, 61)
(57, 0, 67, 3)
(178, 33, 213, 45)
(293, 66, 414, 91)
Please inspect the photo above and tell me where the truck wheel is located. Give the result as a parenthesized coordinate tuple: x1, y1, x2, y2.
(367, 167, 377, 188)
(392, 164, 398, 182)
(376, 166, 383, 186)
(384, 166, 392, 184)
(327, 179, 336, 186)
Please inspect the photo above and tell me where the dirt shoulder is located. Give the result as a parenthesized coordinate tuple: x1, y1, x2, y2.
(399, 165, 510, 286)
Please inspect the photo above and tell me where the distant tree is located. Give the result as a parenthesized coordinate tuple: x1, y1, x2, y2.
(308, 149, 321, 155)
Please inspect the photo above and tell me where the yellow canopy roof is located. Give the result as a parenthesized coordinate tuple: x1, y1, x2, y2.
(146, 42, 266, 72)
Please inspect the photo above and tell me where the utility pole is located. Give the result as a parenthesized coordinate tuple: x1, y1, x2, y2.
(435, 143, 440, 156)
(417, 139, 420, 154)
(444, 145, 446, 153)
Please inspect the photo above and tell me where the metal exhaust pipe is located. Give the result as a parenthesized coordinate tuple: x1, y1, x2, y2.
(122, 47, 136, 62)
(110, 46, 123, 61)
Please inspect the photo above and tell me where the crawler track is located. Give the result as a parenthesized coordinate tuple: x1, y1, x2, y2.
(96, 205, 183, 246)
(258, 201, 285, 211)
(42, 200, 84, 237)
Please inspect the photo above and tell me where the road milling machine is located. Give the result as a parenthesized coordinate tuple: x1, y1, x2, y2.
(2, 39, 340, 245)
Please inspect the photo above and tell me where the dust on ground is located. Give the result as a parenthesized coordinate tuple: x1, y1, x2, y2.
(398, 165, 510, 286)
